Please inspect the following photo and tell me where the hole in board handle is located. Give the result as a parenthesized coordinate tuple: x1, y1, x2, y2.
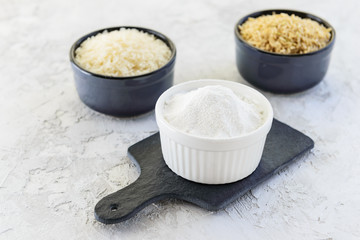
(110, 204, 118, 212)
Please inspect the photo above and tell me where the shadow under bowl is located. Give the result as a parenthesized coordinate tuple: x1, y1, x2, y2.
(70, 26, 176, 117)
(234, 9, 335, 94)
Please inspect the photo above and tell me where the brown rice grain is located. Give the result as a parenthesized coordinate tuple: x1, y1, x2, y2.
(239, 13, 332, 54)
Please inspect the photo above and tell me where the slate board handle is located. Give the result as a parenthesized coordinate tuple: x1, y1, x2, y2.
(94, 120, 315, 224)
(94, 178, 168, 224)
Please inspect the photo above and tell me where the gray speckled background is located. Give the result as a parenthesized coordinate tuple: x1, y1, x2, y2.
(1, 0, 359, 239)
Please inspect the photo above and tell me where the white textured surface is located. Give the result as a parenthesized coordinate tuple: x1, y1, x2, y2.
(0, 0, 360, 239)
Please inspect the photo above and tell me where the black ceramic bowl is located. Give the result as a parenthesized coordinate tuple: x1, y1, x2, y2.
(70, 26, 176, 117)
(234, 9, 335, 93)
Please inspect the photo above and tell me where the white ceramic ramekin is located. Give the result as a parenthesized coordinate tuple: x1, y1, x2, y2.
(155, 79, 273, 184)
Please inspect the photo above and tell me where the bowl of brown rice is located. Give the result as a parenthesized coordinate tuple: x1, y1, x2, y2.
(234, 9, 335, 93)
(70, 26, 176, 117)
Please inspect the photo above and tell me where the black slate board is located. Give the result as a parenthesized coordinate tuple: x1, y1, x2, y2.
(95, 119, 314, 224)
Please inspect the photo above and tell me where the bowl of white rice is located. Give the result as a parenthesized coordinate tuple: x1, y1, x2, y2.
(235, 9, 335, 93)
(70, 26, 176, 117)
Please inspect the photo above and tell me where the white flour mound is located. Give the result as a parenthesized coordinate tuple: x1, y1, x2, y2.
(163, 85, 264, 138)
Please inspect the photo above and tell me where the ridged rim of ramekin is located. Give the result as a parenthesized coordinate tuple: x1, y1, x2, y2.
(155, 79, 273, 151)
